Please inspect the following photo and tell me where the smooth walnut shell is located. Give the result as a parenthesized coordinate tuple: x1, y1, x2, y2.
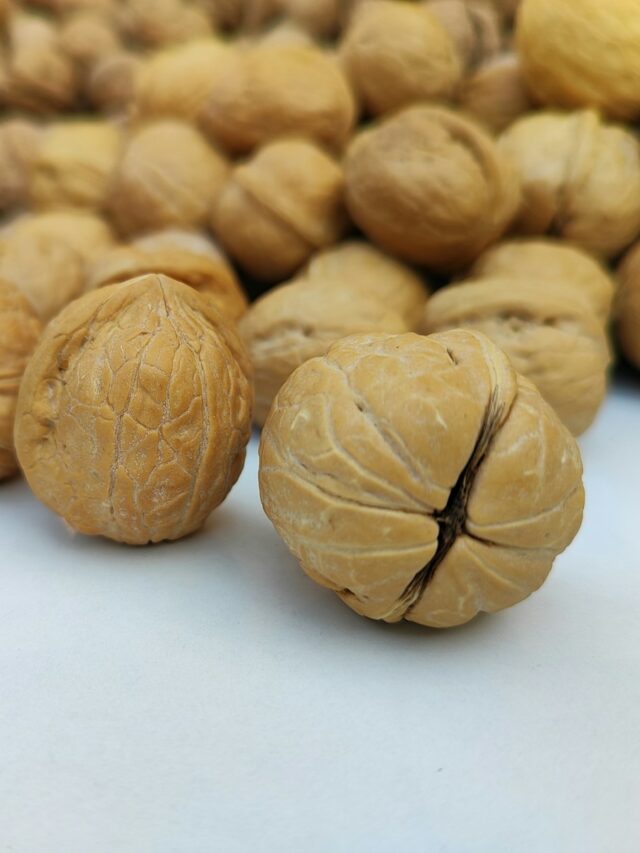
(0, 118, 43, 211)
(422, 277, 611, 435)
(199, 44, 356, 154)
(460, 53, 532, 133)
(87, 50, 142, 114)
(259, 329, 584, 628)
(471, 238, 616, 322)
(425, 0, 502, 72)
(30, 121, 123, 212)
(340, 1, 462, 116)
(517, 0, 640, 121)
(0, 278, 42, 481)
(15, 274, 253, 545)
(115, 0, 214, 47)
(239, 275, 409, 426)
(108, 120, 229, 237)
(616, 243, 640, 369)
(0, 211, 115, 321)
(345, 105, 519, 270)
(214, 137, 348, 282)
(499, 110, 640, 259)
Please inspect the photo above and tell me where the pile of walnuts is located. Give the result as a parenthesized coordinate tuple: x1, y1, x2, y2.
(1, 0, 639, 630)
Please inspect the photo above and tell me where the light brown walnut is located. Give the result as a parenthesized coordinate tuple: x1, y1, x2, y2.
(425, 0, 502, 72)
(15, 274, 253, 545)
(460, 53, 532, 133)
(59, 10, 122, 71)
(0, 118, 43, 211)
(278, 0, 341, 38)
(259, 330, 584, 628)
(87, 50, 143, 114)
(616, 243, 640, 369)
(114, 0, 214, 47)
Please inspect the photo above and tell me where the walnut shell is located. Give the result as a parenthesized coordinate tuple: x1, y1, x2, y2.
(340, 1, 462, 116)
(345, 105, 519, 270)
(616, 243, 640, 369)
(471, 238, 616, 322)
(499, 110, 640, 259)
(213, 137, 348, 282)
(460, 53, 532, 133)
(517, 0, 640, 121)
(199, 44, 356, 154)
(115, 0, 214, 47)
(202, 0, 279, 32)
(30, 120, 123, 212)
(0, 278, 42, 481)
(14, 274, 253, 545)
(59, 10, 122, 70)
(259, 329, 584, 628)
(87, 50, 143, 114)
(108, 120, 229, 237)
(0, 118, 43, 211)
(422, 277, 611, 435)
(425, 0, 502, 72)
(279, 0, 341, 38)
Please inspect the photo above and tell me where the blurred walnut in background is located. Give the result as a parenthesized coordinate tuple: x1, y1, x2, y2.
(0, 118, 42, 211)
(616, 244, 640, 369)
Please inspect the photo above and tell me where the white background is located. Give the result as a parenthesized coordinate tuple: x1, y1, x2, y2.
(1, 379, 639, 853)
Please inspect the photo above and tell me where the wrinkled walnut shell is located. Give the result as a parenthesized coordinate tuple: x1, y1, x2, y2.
(425, 0, 502, 72)
(459, 53, 532, 133)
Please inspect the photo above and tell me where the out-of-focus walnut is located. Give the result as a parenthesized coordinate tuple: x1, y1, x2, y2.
(471, 238, 616, 322)
(0, 211, 115, 320)
(279, 0, 341, 38)
(197, 0, 279, 31)
(616, 243, 640, 369)
(517, 0, 640, 121)
(108, 120, 229, 237)
(115, 0, 214, 48)
(0, 118, 43, 211)
(213, 137, 348, 282)
(499, 110, 640, 259)
(199, 44, 356, 154)
(22, 0, 117, 13)
(86, 50, 143, 114)
(259, 329, 585, 628)
(30, 120, 123, 212)
(425, 0, 502, 71)
(252, 19, 314, 48)
(239, 275, 410, 426)
(345, 105, 519, 270)
(340, 1, 462, 116)
(422, 277, 611, 435)
(14, 275, 253, 545)
(59, 10, 122, 72)
(0, 279, 42, 481)
(460, 53, 532, 133)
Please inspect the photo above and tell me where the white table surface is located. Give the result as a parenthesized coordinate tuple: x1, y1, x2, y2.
(1, 380, 639, 853)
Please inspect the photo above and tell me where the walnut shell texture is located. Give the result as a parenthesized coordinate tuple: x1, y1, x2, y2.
(426, 0, 503, 72)
(616, 243, 640, 369)
(115, 0, 214, 48)
(460, 52, 532, 133)
(0, 118, 43, 211)
(15, 275, 253, 545)
(259, 330, 584, 628)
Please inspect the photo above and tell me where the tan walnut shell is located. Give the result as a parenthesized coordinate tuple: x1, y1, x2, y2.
(422, 277, 611, 435)
(59, 10, 122, 71)
(259, 329, 585, 628)
(0, 278, 42, 481)
(345, 105, 519, 270)
(459, 53, 532, 134)
(517, 0, 640, 122)
(199, 44, 356, 154)
(616, 243, 640, 369)
(15, 274, 253, 545)
(278, 0, 341, 38)
(213, 137, 348, 283)
(108, 120, 229, 237)
(114, 0, 213, 48)
(0, 118, 43, 211)
(340, 1, 462, 116)
(499, 110, 640, 259)
(425, 0, 503, 72)
(87, 50, 143, 114)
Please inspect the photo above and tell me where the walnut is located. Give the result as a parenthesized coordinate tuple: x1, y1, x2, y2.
(259, 329, 584, 628)
(422, 277, 611, 435)
(499, 110, 640, 259)
(59, 10, 122, 71)
(0, 118, 43, 211)
(14, 275, 252, 544)
(425, 0, 503, 72)
(460, 53, 532, 133)
(345, 105, 519, 270)
(616, 243, 640, 369)
(252, 19, 314, 48)
(30, 120, 123, 212)
(0, 211, 115, 321)
(517, 0, 640, 121)
(488, 0, 520, 19)
(199, 44, 356, 154)
(279, 0, 341, 38)
(115, 0, 214, 48)
(213, 137, 348, 282)
(86, 50, 143, 115)
(471, 238, 616, 322)
(108, 120, 229, 237)
(21, 0, 117, 13)
(0, 279, 42, 481)
(340, 1, 462, 116)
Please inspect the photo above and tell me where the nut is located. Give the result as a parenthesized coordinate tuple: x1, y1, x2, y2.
(0, 278, 42, 481)
(259, 329, 584, 628)
(14, 274, 253, 545)
(59, 10, 122, 70)
(0, 118, 43, 211)
(425, 0, 502, 72)
(279, 0, 341, 38)
(345, 105, 519, 270)
(499, 110, 640, 259)
(214, 137, 348, 282)
(115, 0, 213, 47)
(340, 1, 462, 116)
(616, 243, 640, 369)
(86, 50, 143, 114)
(459, 52, 532, 133)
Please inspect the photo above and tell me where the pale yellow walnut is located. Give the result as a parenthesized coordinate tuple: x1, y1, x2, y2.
(252, 20, 314, 48)
(87, 50, 143, 114)
(59, 10, 122, 70)
(14, 275, 253, 545)
(616, 243, 640, 369)
(425, 0, 502, 71)
(0, 118, 43, 211)
(259, 329, 584, 628)
(30, 121, 123, 212)
(0, 211, 115, 321)
(345, 105, 519, 270)
(213, 137, 348, 282)
(239, 275, 410, 426)
(499, 110, 640, 259)
(108, 120, 229, 237)
(340, 1, 462, 116)
(199, 44, 356, 154)
(460, 53, 532, 133)
(279, 0, 341, 38)
(471, 238, 616, 322)
(422, 278, 611, 435)
(0, 279, 42, 481)
(517, 0, 640, 121)
(115, 0, 214, 47)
